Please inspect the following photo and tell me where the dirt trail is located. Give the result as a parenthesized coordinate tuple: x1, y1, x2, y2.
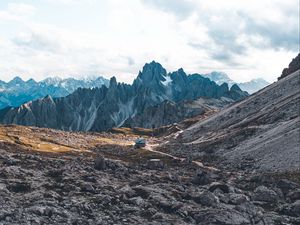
(145, 143, 219, 172)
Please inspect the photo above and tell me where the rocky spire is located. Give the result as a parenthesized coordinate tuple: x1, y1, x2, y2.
(138, 61, 167, 83)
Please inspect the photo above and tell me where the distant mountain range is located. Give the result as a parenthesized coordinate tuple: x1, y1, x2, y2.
(202, 72, 269, 94)
(0, 61, 248, 131)
(0, 68, 268, 110)
(0, 76, 109, 109)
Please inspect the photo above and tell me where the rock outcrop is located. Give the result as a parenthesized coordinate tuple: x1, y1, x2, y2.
(278, 53, 300, 80)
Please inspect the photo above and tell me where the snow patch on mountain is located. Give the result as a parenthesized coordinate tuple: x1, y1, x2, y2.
(162, 75, 172, 86)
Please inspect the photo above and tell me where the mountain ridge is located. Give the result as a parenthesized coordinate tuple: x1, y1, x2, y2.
(0, 61, 248, 131)
(0, 76, 109, 109)
(202, 71, 270, 94)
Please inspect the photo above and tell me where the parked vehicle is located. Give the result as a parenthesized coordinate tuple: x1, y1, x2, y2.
(134, 138, 146, 148)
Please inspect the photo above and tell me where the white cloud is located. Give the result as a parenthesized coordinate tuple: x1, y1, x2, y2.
(0, 0, 298, 83)
(7, 3, 36, 16)
(44, 0, 96, 5)
(0, 3, 36, 21)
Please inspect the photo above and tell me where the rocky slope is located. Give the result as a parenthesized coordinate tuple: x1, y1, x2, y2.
(124, 97, 233, 129)
(0, 76, 109, 109)
(162, 69, 300, 173)
(203, 72, 270, 94)
(0, 61, 248, 132)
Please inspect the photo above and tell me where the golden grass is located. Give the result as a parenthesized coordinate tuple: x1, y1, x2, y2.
(94, 136, 133, 146)
(0, 125, 139, 154)
(0, 125, 88, 154)
(110, 127, 155, 136)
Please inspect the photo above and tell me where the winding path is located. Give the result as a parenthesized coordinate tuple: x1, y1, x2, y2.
(145, 143, 219, 172)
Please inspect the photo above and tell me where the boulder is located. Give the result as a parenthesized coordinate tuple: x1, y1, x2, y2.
(128, 197, 145, 207)
(80, 183, 95, 193)
(208, 182, 230, 193)
(119, 185, 136, 198)
(47, 169, 64, 179)
(132, 186, 151, 199)
(7, 181, 31, 193)
(252, 186, 279, 203)
(287, 189, 300, 202)
(146, 159, 164, 170)
(94, 156, 106, 170)
(277, 179, 299, 195)
(194, 190, 219, 207)
(229, 193, 249, 205)
(193, 208, 250, 225)
(280, 200, 300, 217)
(289, 200, 300, 217)
(191, 169, 212, 185)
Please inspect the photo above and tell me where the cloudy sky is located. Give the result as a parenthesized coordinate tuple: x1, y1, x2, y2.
(0, 0, 299, 83)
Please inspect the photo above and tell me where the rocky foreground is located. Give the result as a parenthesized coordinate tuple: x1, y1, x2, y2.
(0, 124, 299, 225)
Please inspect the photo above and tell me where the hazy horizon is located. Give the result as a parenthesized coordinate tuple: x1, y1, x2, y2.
(0, 0, 299, 83)
(0, 62, 272, 84)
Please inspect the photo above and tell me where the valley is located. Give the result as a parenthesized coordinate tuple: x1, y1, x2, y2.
(0, 68, 299, 224)
(0, 120, 299, 224)
(0, 0, 299, 224)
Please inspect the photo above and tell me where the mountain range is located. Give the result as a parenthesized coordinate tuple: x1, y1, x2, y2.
(0, 76, 109, 109)
(0, 61, 248, 131)
(0, 68, 268, 110)
(202, 72, 269, 94)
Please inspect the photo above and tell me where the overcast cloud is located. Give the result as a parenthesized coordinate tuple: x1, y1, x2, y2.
(0, 0, 298, 83)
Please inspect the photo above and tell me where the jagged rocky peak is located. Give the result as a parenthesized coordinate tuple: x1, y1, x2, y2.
(42, 76, 62, 85)
(26, 78, 37, 84)
(170, 68, 187, 80)
(219, 82, 229, 89)
(138, 61, 167, 83)
(43, 94, 54, 101)
(230, 83, 242, 92)
(109, 76, 118, 87)
(8, 76, 24, 85)
(35, 95, 56, 106)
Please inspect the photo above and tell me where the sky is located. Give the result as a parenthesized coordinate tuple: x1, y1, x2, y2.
(0, 0, 299, 83)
